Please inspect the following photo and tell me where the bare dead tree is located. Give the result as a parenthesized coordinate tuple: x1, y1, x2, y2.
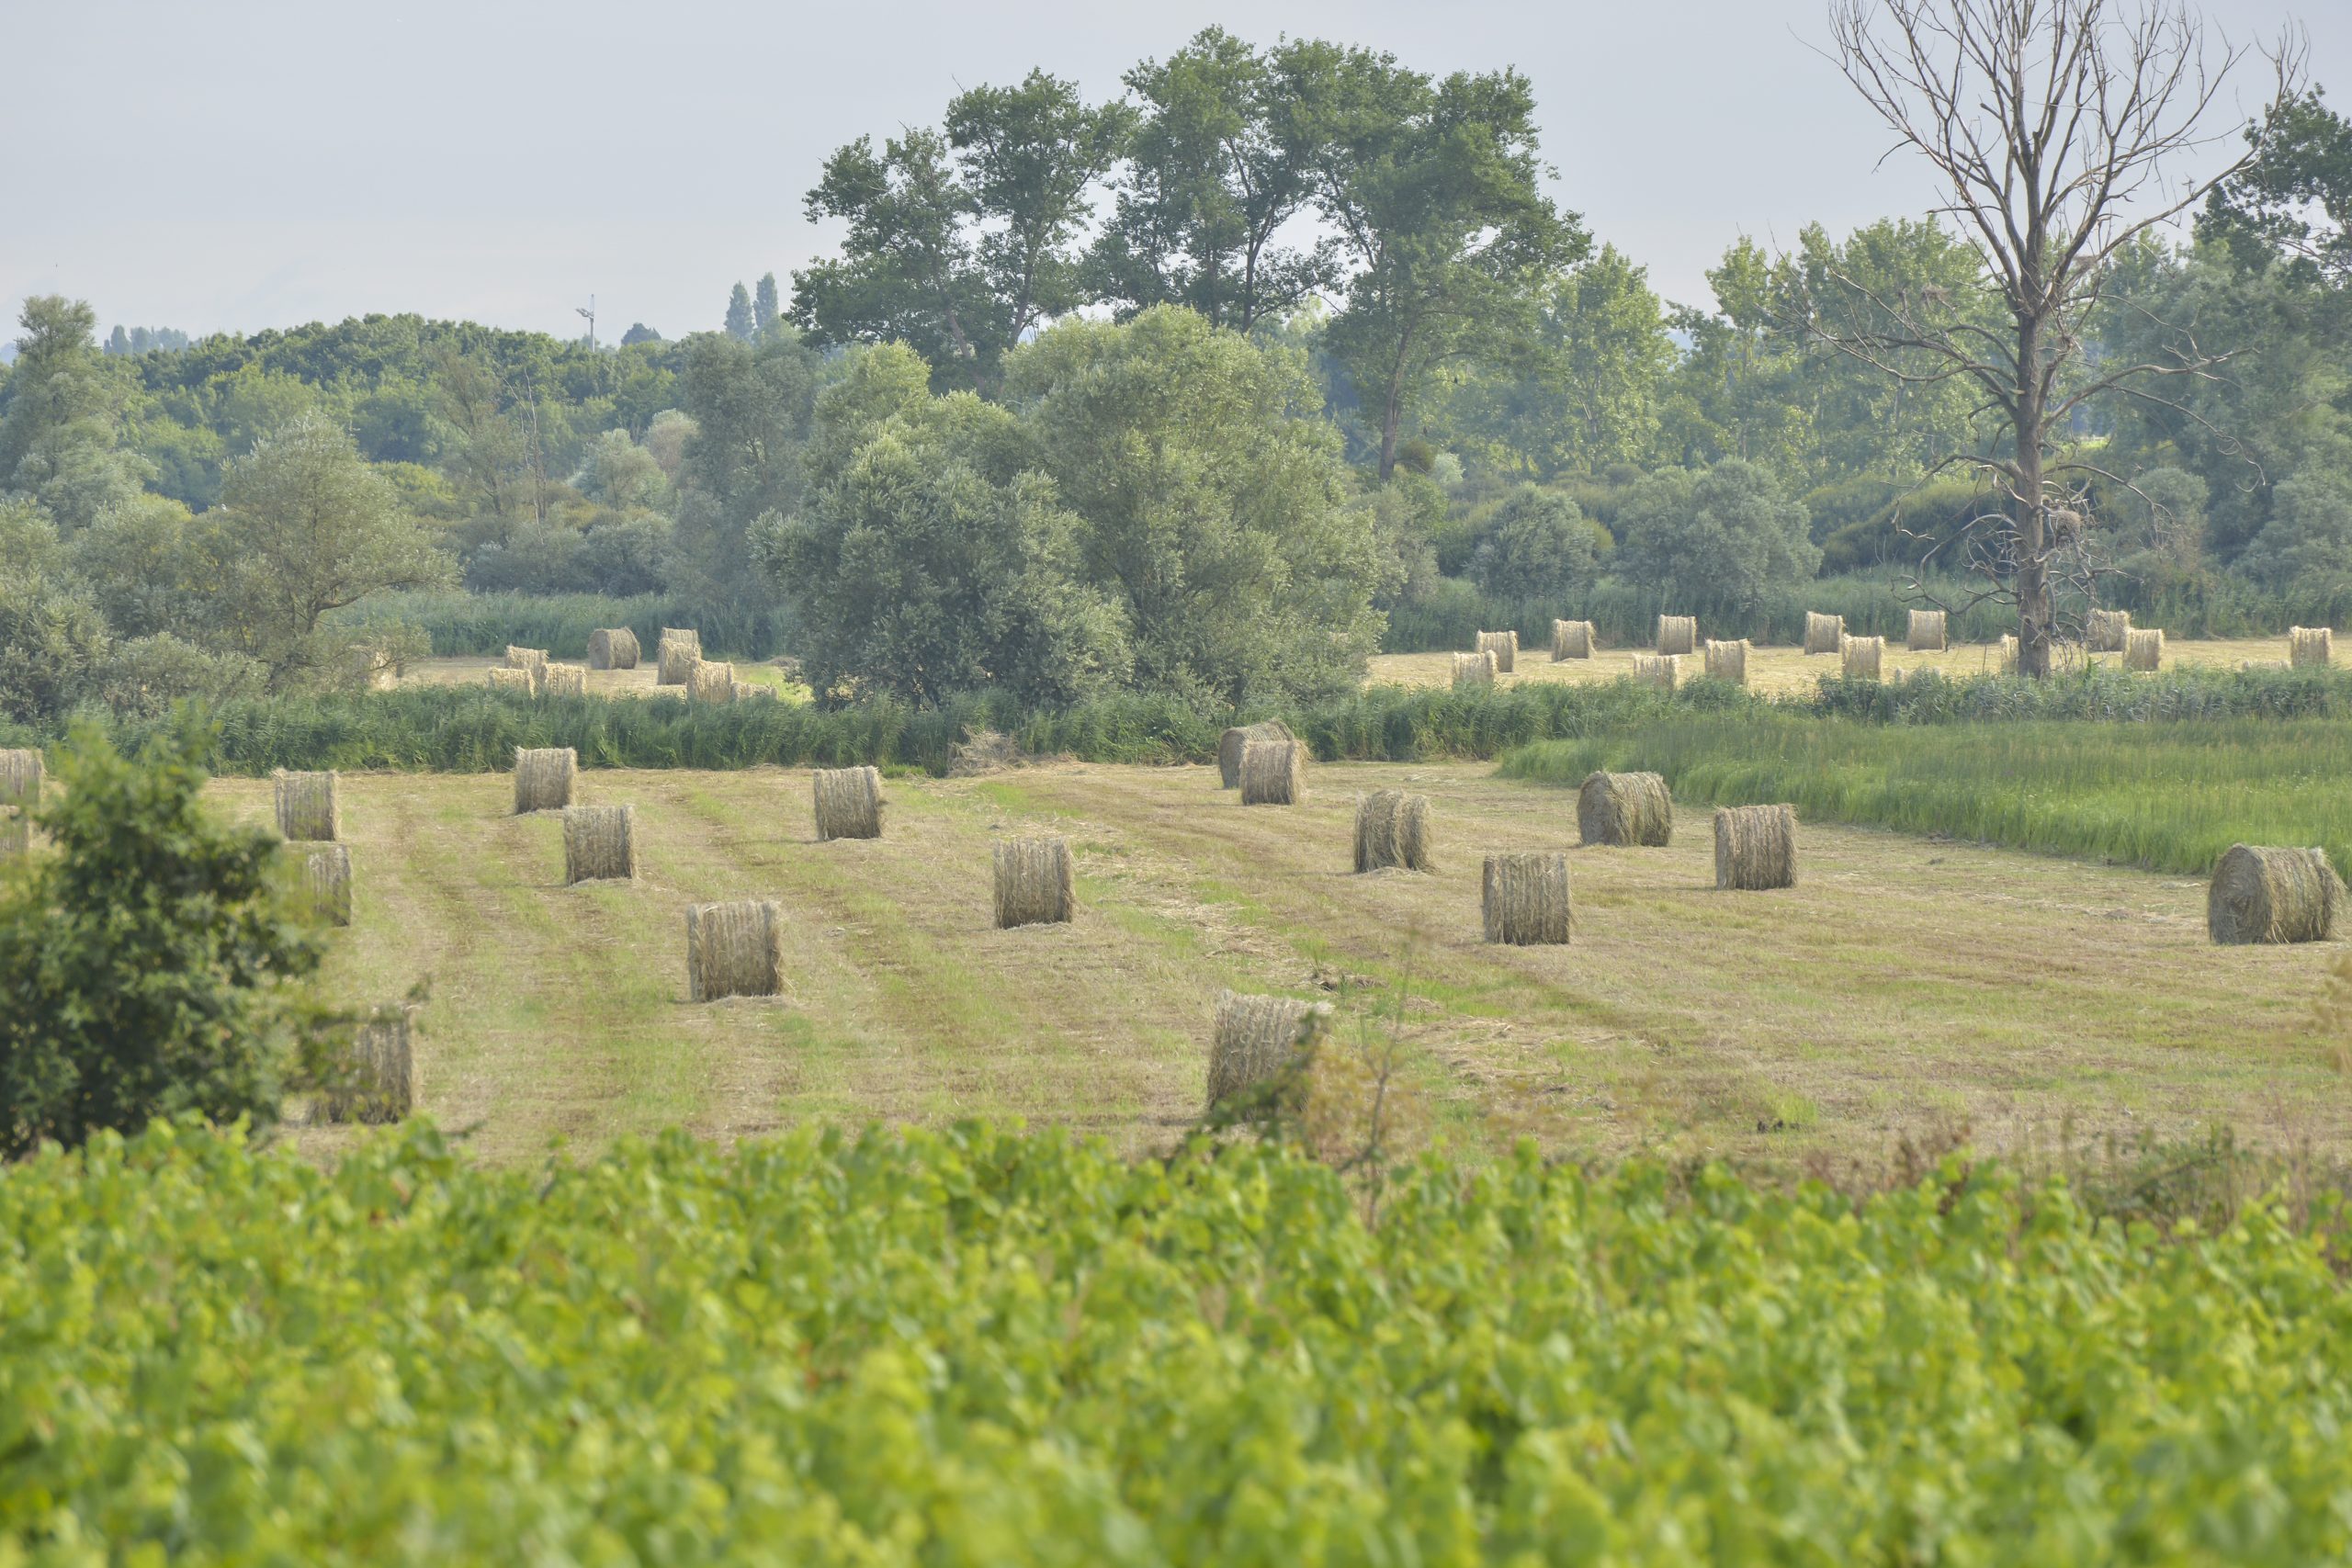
(1815, 0, 2302, 675)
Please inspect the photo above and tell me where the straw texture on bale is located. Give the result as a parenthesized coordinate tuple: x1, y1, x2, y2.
(813, 766, 884, 841)
(1204, 992, 1333, 1110)
(504, 645, 548, 676)
(685, 899, 786, 1000)
(1804, 612, 1844, 655)
(1998, 634, 2019, 673)
(1216, 721, 1294, 789)
(1482, 852, 1572, 945)
(562, 805, 638, 883)
(1906, 609, 1948, 651)
(993, 836, 1076, 929)
(687, 659, 736, 704)
(2124, 626, 2165, 671)
(1841, 635, 1884, 680)
(731, 682, 763, 702)
(2292, 626, 2334, 668)
(1, 749, 40, 855)
(1577, 771, 1673, 848)
(2087, 608, 2132, 652)
(1552, 618, 1596, 660)
(273, 769, 340, 841)
(656, 627, 702, 684)
(1632, 652, 1678, 693)
(1451, 650, 1498, 689)
(1713, 804, 1797, 890)
(1239, 738, 1306, 806)
(513, 747, 577, 813)
(1353, 790, 1433, 873)
(587, 626, 640, 670)
(1656, 615, 1697, 655)
(1702, 638, 1748, 684)
(543, 662, 586, 698)
(322, 1003, 422, 1123)
(1475, 629, 1519, 672)
(2208, 844, 2343, 945)
(487, 667, 536, 695)
(299, 842, 352, 926)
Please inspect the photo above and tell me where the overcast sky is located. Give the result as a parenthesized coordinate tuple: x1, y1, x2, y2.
(4, 0, 2340, 348)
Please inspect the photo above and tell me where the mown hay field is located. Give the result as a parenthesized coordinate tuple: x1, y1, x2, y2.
(199, 762, 2349, 1168)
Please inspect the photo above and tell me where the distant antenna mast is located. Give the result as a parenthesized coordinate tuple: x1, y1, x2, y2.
(575, 294, 596, 351)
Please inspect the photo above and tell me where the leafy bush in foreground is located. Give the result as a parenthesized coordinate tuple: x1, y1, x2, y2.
(4, 1119, 2349, 1562)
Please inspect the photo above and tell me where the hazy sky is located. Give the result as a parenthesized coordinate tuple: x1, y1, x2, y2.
(4, 0, 2340, 346)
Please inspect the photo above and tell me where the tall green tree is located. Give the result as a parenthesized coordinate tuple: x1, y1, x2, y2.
(752, 273, 780, 336)
(0, 296, 153, 531)
(671, 330, 826, 620)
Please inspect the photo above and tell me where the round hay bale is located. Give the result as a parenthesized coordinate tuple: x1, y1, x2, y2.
(563, 805, 638, 883)
(1656, 615, 1697, 655)
(1803, 612, 1845, 655)
(543, 662, 587, 698)
(514, 747, 577, 814)
(1239, 738, 1306, 806)
(1632, 652, 1679, 693)
(1216, 720, 1295, 789)
(1, 748, 41, 856)
(1476, 629, 1519, 673)
(274, 769, 340, 842)
(2087, 607, 2132, 653)
(993, 835, 1075, 929)
(1354, 789, 1433, 873)
(1702, 637, 1748, 685)
(1552, 618, 1596, 660)
(322, 1001, 422, 1123)
(1906, 609, 1948, 651)
(655, 627, 702, 685)
(2123, 626, 2165, 671)
(1451, 650, 1498, 690)
(1204, 991, 1333, 1111)
(2291, 626, 2334, 669)
(686, 899, 786, 1000)
(1713, 804, 1796, 890)
(687, 659, 736, 704)
(1841, 635, 1884, 681)
(1577, 771, 1673, 847)
(487, 667, 537, 696)
(587, 627, 640, 670)
(2208, 844, 2343, 945)
(298, 841, 352, 926)
(1483, 852, 1572, 945)
(1997, 633, 2019, 673)
(813, 766, 884, 841)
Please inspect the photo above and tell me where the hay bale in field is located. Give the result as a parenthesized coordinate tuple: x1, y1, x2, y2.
(1656, 615, 1697, 655)
(274, 769, 340, 841)
(1239, 738, 1306, 806)
(1577, 771, 1672, 848)
(299, 842, 352, 926)
(655, 627, 701, 684)
(1804, 612, 1844, 655)
(2087, 607, 2132, 652)
(2241, 659, 2291, 672)
(731, 682, 763, 702)
(1552, 618, 1596, 660)
(1841, 635, 1884, 680)
(1354, 790, 1433, 873)
(2208, 844, 2344, 945)
(513, 747, 577, 814)
(1, 749, 40, 855)
(1483, 852, 1572, 945)
(685, 899, 786, 1000)
(1713, 804, 1796, 890)
(2291, 626, 2334, 668)
(1476, 629, 1519, 673)
(687, 659, 736, 704)
(562, 805, 638, 883)
(813, 766, 884, 841)
(322, 1002, 422, 1123)
(1632, 652, 1679, 693)
(993, 835, 1075, 929)
(587, 627, 640, 670)
(1702, 637, 1748, 685)
(2124, 626, 2165, 671)
(543, 663, 586, 698)
(504, 645, 548, 676)
(1998, 634, 2019, 673)
(1452, 650, 1498, 690)
(1204, 991, 1333, 1110)
(1906, 609, 1948, 651)
(1216, 720, 1295, 789)
(487, 667, 536, 696)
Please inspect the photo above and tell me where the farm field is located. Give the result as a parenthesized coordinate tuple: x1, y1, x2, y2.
(1370, 634, 2314, 695)
(401, 654, 808, 698)
(203, 761, 2349, 1168)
